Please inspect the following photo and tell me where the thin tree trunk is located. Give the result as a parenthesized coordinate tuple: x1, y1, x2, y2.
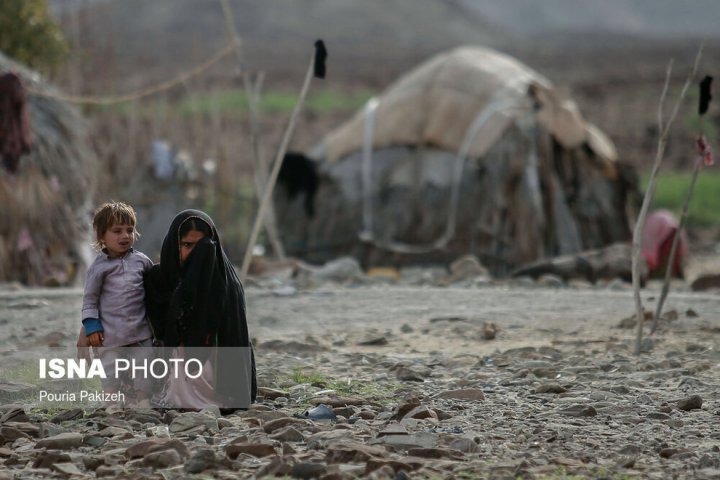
(633, 48, 702, 355)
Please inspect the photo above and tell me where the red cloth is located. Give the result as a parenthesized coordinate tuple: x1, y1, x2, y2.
(641, 210, 687, 277)
(0, 72, 32, 173)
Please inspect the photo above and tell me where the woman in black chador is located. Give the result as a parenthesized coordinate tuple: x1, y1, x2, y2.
(145, 209, 257, 408)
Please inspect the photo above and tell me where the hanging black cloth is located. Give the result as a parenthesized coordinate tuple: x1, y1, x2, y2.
(145, 209, 257, 403)
(0, 72, 32, 173)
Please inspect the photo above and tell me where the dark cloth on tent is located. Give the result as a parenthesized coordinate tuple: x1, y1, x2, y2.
(145, 209, 257, 403)
(0, 72, 32, 173)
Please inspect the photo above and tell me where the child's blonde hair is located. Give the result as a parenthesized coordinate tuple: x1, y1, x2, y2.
(92, 202, 139, 250)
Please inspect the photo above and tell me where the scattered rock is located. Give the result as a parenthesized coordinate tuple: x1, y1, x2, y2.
(403, 405, 438, 420)
(0, 426, 30, 442)
(184, 449, 216, 474)
(434, 388, 485, 401)
(677, 395, 703, 411)
(480, 322, 498, 340)
(49, 409, 83, 423)
(447, 255, 489, 282)
(270, 426, 305, 442)
(357, 336, 388, 346)
(377, 424, 408, 437)
(291, 462, 328, 479)
(51, 462, 84, 476)
(143, 449, 183, 469)
(407, 447, 465, 460)
(448, 437, 479, 453)
(32, 451, 71, 469)
(0, 406, 29, 423)
(535, 383, 567, 394)
(309, 396, 366, 408)
(326, 442, 387, 463)
(257, 387, 289, 399)
(36, 432, 83, 450)
(691, 273, 720, 291)
(263, 417, 311, 433)
(226, 442, 277, 459)
(558, 405, 597, 417)
(169, 412, 218, 434)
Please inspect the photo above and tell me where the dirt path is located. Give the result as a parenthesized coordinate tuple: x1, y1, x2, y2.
(1, 282, 719, 478)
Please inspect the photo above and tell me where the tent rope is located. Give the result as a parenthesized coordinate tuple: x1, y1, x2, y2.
(358, 93, 533, 254)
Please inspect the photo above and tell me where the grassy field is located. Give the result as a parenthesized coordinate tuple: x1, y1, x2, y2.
(646, 169, 720, 227)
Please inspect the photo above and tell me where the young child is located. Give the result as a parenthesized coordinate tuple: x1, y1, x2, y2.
(80, 202, 154, 403)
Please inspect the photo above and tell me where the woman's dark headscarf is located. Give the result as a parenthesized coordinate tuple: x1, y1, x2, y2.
(145, 209, 256, 402)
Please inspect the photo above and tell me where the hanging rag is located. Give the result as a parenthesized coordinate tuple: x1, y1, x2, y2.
(0, 72, 32, 173)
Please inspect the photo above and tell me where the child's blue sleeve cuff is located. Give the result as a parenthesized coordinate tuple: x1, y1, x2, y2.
(82, 318, 104, 335)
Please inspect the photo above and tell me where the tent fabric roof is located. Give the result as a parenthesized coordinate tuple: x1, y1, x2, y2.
(322, 46, 616, 169)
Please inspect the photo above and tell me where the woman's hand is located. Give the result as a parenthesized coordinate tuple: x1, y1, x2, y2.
(86, 332, 104, 347)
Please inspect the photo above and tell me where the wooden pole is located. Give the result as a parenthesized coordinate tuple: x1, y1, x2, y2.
(239, 42, 325, 279)
(633, 47, 702, 355)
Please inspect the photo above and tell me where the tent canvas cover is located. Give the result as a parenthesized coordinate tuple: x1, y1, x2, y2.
(0, 52, 98, 285)
(275, 46, 639, 274)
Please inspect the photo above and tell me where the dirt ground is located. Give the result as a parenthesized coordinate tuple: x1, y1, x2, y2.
(1, 269, 719, 478)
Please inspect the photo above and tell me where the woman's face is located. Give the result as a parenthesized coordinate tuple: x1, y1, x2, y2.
(179, 230, 205, 263)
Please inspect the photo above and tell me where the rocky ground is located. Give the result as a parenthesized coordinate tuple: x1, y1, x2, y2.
(0, 262, 719, 479)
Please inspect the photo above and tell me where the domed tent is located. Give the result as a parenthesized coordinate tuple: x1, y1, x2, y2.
(0, 52, 98, 285)
(275, 46, 639, 274)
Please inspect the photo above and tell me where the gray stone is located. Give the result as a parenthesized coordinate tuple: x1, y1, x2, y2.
(256, 387, 289, 400)
(82, 435, 107, 448)
(96, 466, 124, 477)
(434, 388, 485, 401)
(677, 395, 703, 411)
(269, 426, 305, 442)
(0, 406, 28, 423)
(169, 412, 218, 433)
(143, 449, 183, 469)
(225, 442, 277, 458)
(36, 432, 83, 450)
(558, 404, 597, 417)
(32, 451, 71, 469)
(81, 455, 105, 471)
(200, 405, 222, 418)
(51, 463, 83, 476)
(448, 437, 479, 453)
(370, 432, 438, 449)
(184, 449, 216, 474)
(263, 417, 311, 433)
(535, 383, 567, 394)
(0, 427, 30, 442)
(403, 405, 437, 420)
(377, 423, 408, 437)
(125, 438, 190, 460)
(291, 462, 328, 479)
(395, 367, 425, 382)
(49, 409, 84, 424)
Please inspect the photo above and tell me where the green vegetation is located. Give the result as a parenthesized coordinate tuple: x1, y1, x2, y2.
(288, 368, 329, 387)
(643, 170, 720, 226)
(0, 0, 69, 72)
(274, 368, 402, 405)
(179, 88, 373, 116)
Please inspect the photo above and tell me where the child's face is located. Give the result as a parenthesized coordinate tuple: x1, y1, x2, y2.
(102, 223, 135, 257)
(179, 230, 205, 264)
